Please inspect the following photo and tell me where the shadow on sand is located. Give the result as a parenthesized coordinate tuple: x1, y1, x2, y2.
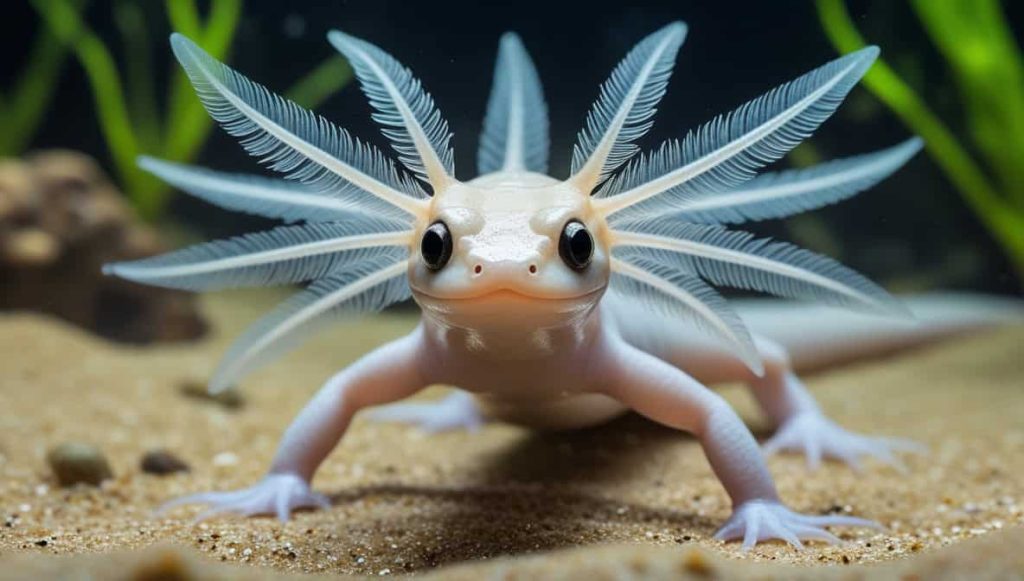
(323, 414, 731, 570)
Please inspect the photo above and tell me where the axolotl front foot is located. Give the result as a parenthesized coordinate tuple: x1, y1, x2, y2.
(158, 473, 329, 522)
(159, 333, 430, 523)
(715, 500, 881, 550)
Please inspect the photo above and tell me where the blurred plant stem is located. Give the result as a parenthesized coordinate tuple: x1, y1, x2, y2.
(0, 0, 84, 155)
(115, 1, 163, 154)
(26, 0, 353, 222)
(816, 0, 1024, 280)
(31, 0, 149, 211)
(910, 0, 1024, 207)
(162, 0, 241, 168)
(286, 56, 352, 108)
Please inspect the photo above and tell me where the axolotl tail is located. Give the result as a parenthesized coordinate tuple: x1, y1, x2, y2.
(732, 293, 1024, 373)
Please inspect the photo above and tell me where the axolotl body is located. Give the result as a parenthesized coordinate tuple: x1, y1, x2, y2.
(106, 22, 1021, 548)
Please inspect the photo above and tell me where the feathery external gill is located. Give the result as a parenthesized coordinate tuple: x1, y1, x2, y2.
(612, 224, 905, 315)
(584, 38, 918, 365)
(610, 257, 763, 374)
(329, 31, 455, 191)
(667, 138, 923, 225)
(569, 22, 687, 192)
(133, 32, 442, 391)
(171, 34, 427, 217)
(595, 47, 879, 221)
(104, 221, 411, 291)
(138, 156, 403, 223)
(105, 24, 919, 389)
(210, 255, 411, 393)
(478, 32, 550, 175)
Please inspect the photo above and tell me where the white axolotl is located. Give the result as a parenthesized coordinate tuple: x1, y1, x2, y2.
(106, 23, 1021, 548)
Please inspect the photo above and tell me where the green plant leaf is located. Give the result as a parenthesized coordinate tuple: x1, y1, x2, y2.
(31, 0, 173, 220)
(0, 0, 85, 155)
(23, 0, 354, 223)
(163, 0, 242, 164)
(285, 55, 353, 110)
(164, 0, 202, 40)
(115, 0, 162, 153)
(910, 0, 1024, 206)
(816, 0, 1024, 277)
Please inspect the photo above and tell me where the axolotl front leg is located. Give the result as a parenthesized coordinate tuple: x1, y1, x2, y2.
(161, 328, 431, 521)
(588, 330, 879, 548)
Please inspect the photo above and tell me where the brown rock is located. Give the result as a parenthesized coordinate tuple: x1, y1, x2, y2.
(130, 547, 194, 581)
(1, 229, 58, 266)
(47, 442, 113, 487)
(680, 549, 714, 576)
(179, 381, 245, 410)
(0, 159, 36, 219)
(0, 150, 207, 344)
(140, 450, 190, 475)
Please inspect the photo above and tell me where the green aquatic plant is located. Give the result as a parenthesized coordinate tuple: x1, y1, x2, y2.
(816, 0, 1024, 279)
(0, 2, 83, 156)
(23, 0, 352, 221)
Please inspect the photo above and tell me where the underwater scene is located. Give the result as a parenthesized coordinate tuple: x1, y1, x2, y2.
(1, 0, 1022, 578)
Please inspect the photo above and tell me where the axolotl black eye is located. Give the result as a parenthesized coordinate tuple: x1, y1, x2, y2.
(421, 221, 453, 271)
(559, 219, 594, 271)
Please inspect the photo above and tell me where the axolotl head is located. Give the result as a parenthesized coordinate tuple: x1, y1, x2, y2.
(408, 172, 610, 331)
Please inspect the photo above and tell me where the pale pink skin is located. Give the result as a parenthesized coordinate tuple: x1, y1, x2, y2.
(145, 24, 1024, 550)
(160, 170, 948, 550)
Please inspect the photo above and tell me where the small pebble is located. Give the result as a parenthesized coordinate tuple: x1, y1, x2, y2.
(213, 452, 239, 467)
(179, 381, 244, 409)
(46, 442, 113, 487)
(680, 549, 713, 576)
(131, 549, 190, 580)
(140, 450, 190, 475)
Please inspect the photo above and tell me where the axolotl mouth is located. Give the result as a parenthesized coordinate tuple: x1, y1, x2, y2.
(414, 286, 604, 301)
(411, 287, 606, 330)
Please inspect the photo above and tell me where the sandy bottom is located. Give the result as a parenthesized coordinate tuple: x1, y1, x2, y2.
(0, 289, 1022, 579)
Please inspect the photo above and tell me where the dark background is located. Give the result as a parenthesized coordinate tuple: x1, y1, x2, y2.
(5, 0, 1022, 294)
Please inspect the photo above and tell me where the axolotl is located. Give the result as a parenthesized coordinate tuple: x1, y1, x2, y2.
(106, 22, 1020, 548)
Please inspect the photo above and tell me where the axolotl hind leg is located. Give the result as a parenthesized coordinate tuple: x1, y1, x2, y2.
(363, 390, 487, 433)
(587, 331, 880, 548)
(749, 336, 926, 472)
(608, 299, 924, 471)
